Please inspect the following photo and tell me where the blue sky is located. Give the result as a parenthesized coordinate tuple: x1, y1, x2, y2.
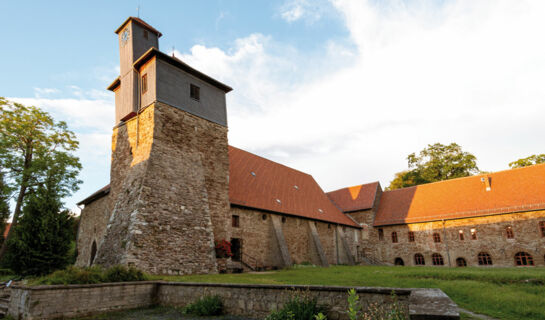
(2, 0, 545, 212)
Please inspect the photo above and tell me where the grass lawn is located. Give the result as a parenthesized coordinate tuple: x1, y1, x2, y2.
(150, 265, 545, 320)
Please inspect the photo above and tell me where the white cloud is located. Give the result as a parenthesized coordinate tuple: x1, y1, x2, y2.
(174, 0, 545, 191)
(279, 0, 326, 23)
(33, 87, 60, 98)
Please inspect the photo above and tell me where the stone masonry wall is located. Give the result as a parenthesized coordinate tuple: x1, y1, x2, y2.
(373, 210, 545, 267)
(229, 206, 358, 268)
(92, 102, 231, 275)
(75, 194, 110, 267)
(12, 282, 462, 320)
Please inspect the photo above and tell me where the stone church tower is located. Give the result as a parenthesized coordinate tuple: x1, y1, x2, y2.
(94, 17, 233, 274)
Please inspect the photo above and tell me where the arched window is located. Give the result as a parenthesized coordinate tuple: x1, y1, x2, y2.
(90, 241, 97, 266)
(433, 233, 441, 243)
(505, 226, 514, 239)
(515, 252, 534, 266)
(456, 257, 467, 267)
(478, 252, 493, 266)
(391, 231, 398, 243)
(408, 231, 415, 242)
(394, 257, 404, 266)
(414, 253, 425, 265)
(432, 253, 444, 266)
(539, 221, 545, 237)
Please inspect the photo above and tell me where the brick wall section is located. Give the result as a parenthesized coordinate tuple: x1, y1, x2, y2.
(91, 102, 231, 275)
(373, 210, 545, 267)
(75, 194, 110, 267)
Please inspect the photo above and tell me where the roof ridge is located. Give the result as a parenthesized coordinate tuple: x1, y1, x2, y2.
(228, 145, 313, 178)
(383, 162, 545, 193)
(326, 181, 380, 194)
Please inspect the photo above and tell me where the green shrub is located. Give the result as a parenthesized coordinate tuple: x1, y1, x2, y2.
(32, 265, 147, 285)
(104, 265, 146, 282)
(266, 293, 328, 320)
(182, 295, 223, 316)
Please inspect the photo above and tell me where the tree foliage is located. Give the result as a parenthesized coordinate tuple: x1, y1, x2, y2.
(0, 97, 81, 259)
(509, 154, 545, 169)
(3, 182, 76, 276)
(387, 143, 479, 190)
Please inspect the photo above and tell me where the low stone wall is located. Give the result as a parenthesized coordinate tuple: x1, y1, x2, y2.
(8, 282, 459, 320)
(8, 281, 157, 320)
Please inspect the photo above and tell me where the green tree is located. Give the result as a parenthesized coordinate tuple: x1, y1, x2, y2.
(0, 97, 81, 260)
(387, 143, 479, 190)
(509, 154, 545, 169)
(3, 180, 76, 276)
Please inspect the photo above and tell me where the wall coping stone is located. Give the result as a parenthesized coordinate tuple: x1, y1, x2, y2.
(13, 281, 412, 295)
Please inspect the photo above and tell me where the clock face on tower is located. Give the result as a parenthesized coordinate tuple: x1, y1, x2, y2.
(121, 28, 130, 45)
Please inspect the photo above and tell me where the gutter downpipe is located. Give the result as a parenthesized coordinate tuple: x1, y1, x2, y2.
(442, 219, 452, 267)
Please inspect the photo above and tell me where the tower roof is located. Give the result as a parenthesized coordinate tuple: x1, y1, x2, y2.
(115, 17, 162, 37)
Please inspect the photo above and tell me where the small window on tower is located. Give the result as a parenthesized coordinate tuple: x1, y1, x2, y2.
(232, 215, 240, 228)
(378, 228, 384, 240)
(142, 74, 148, 94)
(143, 29, 149, 40)
(190, 84, 200, 101)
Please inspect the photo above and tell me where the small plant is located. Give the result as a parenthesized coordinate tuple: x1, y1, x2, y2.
(347, 289, 406, 320)
(214, 239, 233, 258)
(347, 288, 361, 320)
(314, 312, 327, 320)
(266, 291, 328, 320)
(182, 295, 223, 316)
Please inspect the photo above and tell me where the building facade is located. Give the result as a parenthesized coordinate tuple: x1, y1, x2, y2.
(76, 17, 545, 275)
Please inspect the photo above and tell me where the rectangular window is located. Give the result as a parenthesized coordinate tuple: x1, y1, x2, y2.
(378, 228, 384, 240)
(143, 29, 149, 40)
(540, 221, 545, 237)
(190, 84, 200, 101)
(408, 231, 415, 242)
(391, 231, 398, 243)
(142, 74, 148, 94)
(231, 215, 240, 228)
(470, 228, 477, 240)
(459, 230, 464, 241)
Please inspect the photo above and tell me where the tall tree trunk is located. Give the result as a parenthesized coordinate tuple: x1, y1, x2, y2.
(0, 182, 27, 259)
(0, 146, 32, 260)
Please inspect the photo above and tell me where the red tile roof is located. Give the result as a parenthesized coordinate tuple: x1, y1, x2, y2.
(78, 147, 359, 227)
(374, 163, 545, 226)
(327, 182, 380, 212)
(229, 146, 359, 227)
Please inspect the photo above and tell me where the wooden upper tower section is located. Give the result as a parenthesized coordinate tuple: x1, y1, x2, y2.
(108, 17, 232, 126)
(116, 17, 161, 77)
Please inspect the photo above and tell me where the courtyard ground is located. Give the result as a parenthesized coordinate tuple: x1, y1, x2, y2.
(70, 306, 255, 320)
(149, 265, 545, 320)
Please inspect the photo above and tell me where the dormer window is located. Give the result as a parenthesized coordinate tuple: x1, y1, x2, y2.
(190, 84, 200, 101)
(142, 74, 148, 94)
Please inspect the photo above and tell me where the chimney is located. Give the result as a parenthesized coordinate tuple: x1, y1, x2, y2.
(481, 176, 491, 191)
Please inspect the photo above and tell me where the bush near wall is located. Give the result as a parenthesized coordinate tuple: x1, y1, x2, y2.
(31, 265, 147, 285)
